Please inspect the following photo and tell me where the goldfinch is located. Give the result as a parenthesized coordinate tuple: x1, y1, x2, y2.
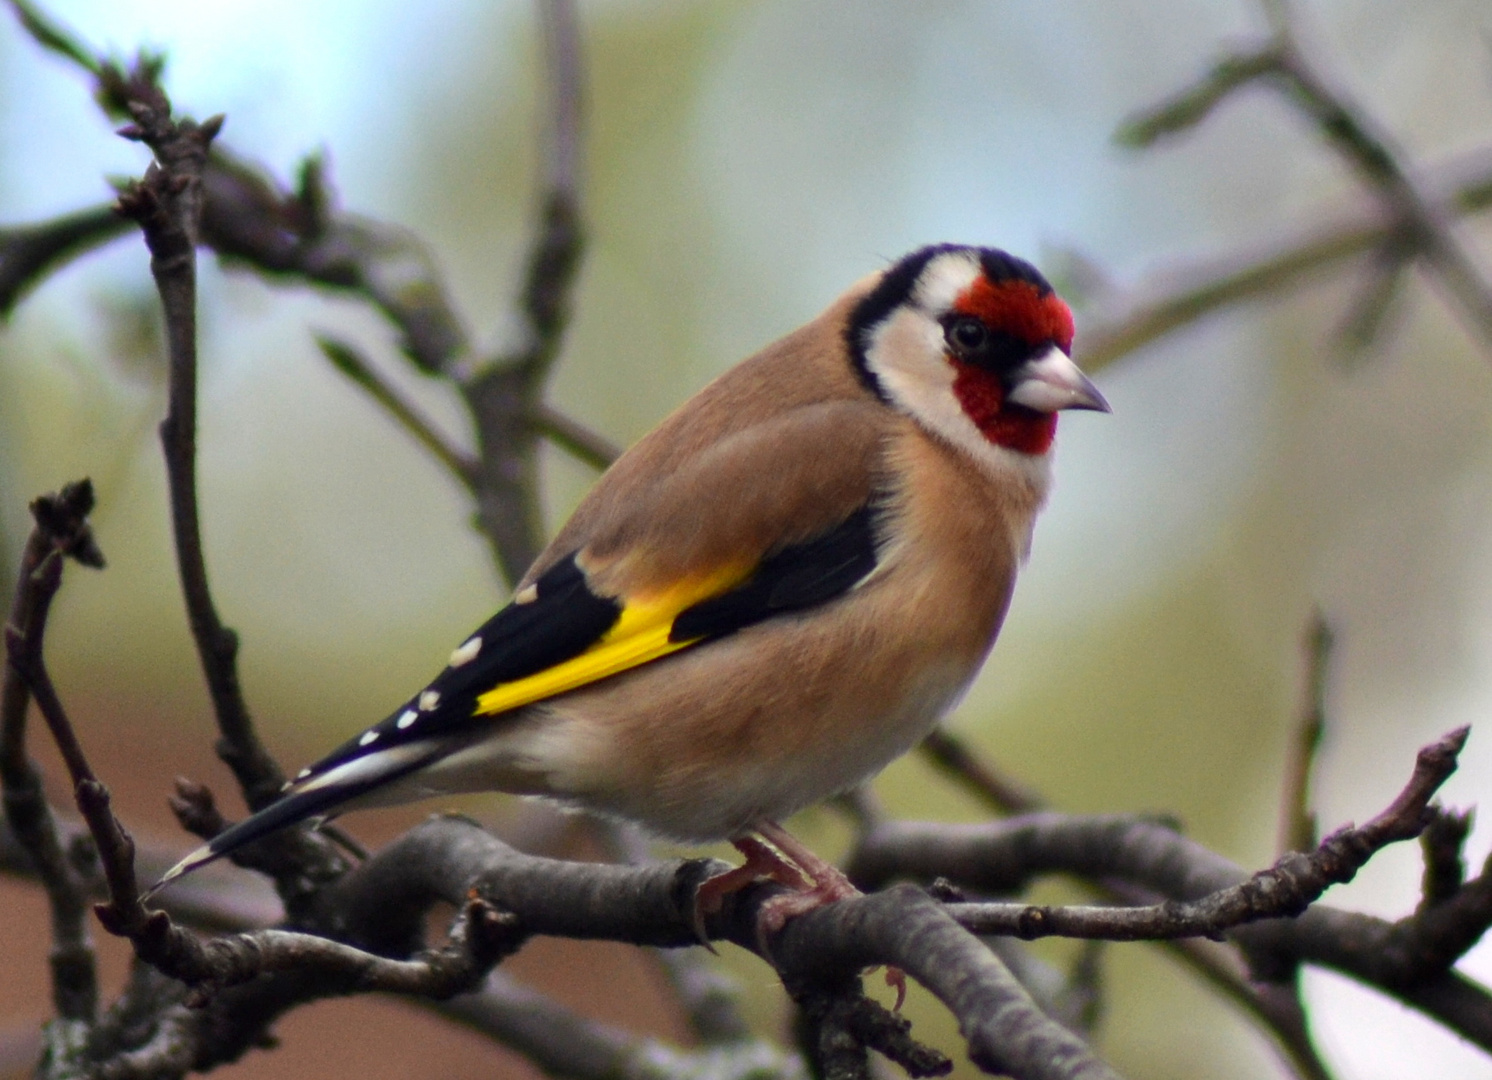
(152, 244, 1107, 920)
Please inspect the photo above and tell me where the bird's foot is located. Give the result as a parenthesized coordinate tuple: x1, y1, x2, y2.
(752, 822, 906, 1009)
(691, 835, 813, 949)
(751, 855, 859, 938)
(691, 821, 906, 1009)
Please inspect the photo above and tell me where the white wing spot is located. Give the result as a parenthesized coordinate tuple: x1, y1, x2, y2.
(296, 767, 312, 779)
(419, 689, 441, 711)
(358, 729, 380, 746)
(449, 636, 482, 667)
(514, 584, 539, 605)
(396, 709, 418, 730)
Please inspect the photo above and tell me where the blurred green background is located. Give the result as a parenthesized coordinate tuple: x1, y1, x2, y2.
(3, 2, 1492, 1078)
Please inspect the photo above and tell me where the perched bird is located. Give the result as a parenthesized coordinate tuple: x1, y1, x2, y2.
(152, 243, 1107, 930)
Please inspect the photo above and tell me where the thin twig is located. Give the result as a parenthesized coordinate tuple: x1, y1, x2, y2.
(533, 401, 621, 470)
(3, 0, 98, 75)
(1079, 148, 1492, 372)
(113, 78, 350, 917)
(0, 481, 105, 1026)
(1, 540, 157, 965)
(1266, 18, 1492, 352)
(114, 89, 288, 812)
(1280, 613, 1334, 854)
(1332, 240, 1412, 358)
(948, 725, 1458, 941)
(316, 336, 480, 487)
(918, 728, 1045, 814)
(201, 146, 471, 375)
(898, 730, 1327, 1076)
(850, 731, 1491, 1054)
(10, 612, 522, 1018)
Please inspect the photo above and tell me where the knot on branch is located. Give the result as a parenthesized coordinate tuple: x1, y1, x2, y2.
(415, 895, 525, 999)
(1233, 853, 1320, 923)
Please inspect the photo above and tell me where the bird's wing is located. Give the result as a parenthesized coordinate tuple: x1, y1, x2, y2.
(325, 397, 888, 751)
(150, 398, 889, 892)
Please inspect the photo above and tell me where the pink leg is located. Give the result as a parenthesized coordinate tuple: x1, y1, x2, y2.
(751, 820, 861, 933)
(693, 820, 907, 1008)
(691, 834, 813, 947)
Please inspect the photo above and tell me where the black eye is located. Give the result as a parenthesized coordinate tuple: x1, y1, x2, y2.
(946, 317, 988, 354)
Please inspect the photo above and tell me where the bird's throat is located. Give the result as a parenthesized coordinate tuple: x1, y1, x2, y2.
(950, 362, 1056, 456)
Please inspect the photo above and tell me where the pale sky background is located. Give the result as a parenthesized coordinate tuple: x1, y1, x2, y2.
(4, 3, 1492, 1078)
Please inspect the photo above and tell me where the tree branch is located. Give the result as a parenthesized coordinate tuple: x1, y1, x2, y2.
(0, 205, 132, 317)
(851, 730, 1492, 1053)
(1111, 8, 1492, 362)
(947, 724, 1457, 941)
(903, 692, 1341, 1080)
(1078, 148, 1492, 372)
(0, 481, 105, 1027)
(435, 970, 806, 1080)
(918, 728, 1045, 814)
(594, 819, 755, 1045)
(320, 816, 1124, 1080)
(113, 86, 284, 809)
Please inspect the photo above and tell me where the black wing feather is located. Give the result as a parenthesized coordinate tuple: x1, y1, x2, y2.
(670, 505, 881, 643)
(306, 554, 621, 775)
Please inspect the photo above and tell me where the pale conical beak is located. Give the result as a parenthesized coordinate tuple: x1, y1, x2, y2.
(1006, 346, 1111, 413)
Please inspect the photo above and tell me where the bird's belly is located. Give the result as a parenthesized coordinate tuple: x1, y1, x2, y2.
(505, 579, 1001, 841)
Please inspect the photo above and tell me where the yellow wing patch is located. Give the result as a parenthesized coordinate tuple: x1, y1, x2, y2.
(473, 562, 753, 716)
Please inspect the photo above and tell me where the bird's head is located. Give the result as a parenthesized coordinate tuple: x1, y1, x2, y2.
(847, 245, 1108, 460)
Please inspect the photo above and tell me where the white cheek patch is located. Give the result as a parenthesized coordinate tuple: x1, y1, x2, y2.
(914, 250, 981, 312)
